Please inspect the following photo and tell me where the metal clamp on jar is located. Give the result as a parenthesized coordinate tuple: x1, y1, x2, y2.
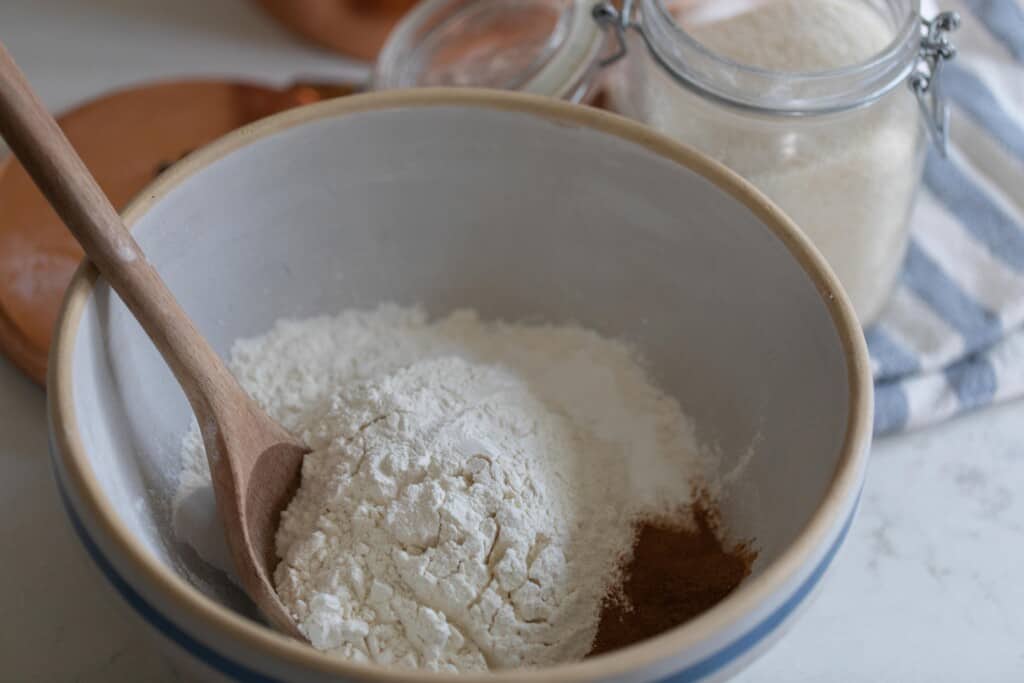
(376, 0, 959, 324)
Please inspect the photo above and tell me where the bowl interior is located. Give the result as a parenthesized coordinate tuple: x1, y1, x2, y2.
(66, 100, 852, 625)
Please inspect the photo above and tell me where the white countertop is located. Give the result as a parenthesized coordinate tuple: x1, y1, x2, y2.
(2, 2, 1023, 680)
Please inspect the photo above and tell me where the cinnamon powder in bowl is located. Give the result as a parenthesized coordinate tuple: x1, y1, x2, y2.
(591, 500, 757, 657)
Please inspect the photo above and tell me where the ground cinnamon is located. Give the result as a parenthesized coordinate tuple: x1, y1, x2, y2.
(589, 500, 756, 656)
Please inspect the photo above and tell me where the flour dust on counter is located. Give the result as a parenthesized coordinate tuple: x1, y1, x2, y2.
(173, 304, 720, 672)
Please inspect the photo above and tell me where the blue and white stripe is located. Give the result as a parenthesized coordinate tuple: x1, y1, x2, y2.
(868, 0, 1024, 434)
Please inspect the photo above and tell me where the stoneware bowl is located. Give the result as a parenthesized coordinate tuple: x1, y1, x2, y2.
(48, 89, 872, 682)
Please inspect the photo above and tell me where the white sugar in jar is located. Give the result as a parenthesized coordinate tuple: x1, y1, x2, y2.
(604, 0, 958, 323)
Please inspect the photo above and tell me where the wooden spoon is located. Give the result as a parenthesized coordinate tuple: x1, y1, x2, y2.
(0, 43, 307, 640)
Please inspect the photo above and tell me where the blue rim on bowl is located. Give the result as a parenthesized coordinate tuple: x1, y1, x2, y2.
(46, 89, 873, 682)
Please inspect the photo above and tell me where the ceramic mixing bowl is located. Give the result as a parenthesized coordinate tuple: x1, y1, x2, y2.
(48, 89, 872, 682)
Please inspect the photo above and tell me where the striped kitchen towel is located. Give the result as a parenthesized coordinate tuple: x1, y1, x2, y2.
(869, 0, 1024, 434)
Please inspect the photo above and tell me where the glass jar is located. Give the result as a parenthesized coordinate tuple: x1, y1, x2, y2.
(376, 0, 606, 102)
(602, 0, 960, 323)
(375, 0, 958, 324)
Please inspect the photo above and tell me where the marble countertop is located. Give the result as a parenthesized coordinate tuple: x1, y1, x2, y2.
(1, 1, 1022, 680)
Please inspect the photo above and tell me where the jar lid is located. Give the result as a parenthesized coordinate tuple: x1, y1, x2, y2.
(595, 1, 958, 151)
(375, 0, 605, 101)
(632, 0, 924, 115)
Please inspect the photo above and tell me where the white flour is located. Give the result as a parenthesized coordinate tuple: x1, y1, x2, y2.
(173, 305, 713, 672)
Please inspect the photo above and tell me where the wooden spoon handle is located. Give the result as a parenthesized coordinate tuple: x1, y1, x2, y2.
(0, 42, 240, 413)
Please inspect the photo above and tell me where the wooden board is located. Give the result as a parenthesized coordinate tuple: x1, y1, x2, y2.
(0, 78, 355, 385)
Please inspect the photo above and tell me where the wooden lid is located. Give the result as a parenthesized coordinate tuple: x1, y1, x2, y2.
(254, 0, 419, 61)
(0, 78, 355, 385)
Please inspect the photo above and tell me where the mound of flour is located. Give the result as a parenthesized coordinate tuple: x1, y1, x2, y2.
(173, 305, 714, 672)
